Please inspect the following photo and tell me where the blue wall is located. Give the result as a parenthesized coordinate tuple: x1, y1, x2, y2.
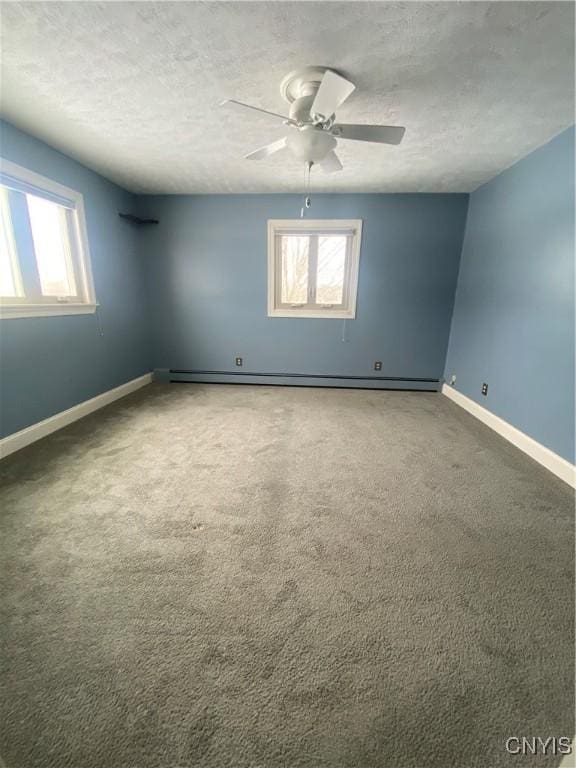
(138, 194, 468, 386)
(0, 120, 151, 438)
(445, 126, 575, 463)
(3, 116, 572, 461)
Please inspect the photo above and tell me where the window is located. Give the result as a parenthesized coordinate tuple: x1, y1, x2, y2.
(267, 219, 362, 318)
(0, 159, 96, 318)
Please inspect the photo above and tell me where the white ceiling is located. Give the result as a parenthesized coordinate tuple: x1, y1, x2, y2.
(1, 1, 574, 194)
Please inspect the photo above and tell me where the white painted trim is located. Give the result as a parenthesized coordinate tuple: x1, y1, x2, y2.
(0, 373, 152, 459)
(0, 158, 83, 204)
(0, 187, 24, 298)
(442, 384, 576, 488)
(267, 219, 362, 319)
(0, 302, 98, 319)
(267, 307, 356, 319)
(0, 157, 97, 312)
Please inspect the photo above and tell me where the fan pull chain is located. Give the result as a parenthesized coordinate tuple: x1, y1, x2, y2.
(95, 305, 105, 337)
(300, 161, 313, 218)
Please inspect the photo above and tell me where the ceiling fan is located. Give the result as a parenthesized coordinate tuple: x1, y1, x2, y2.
(221, 66, 405, 172)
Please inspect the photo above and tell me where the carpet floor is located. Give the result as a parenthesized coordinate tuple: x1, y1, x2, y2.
(0, 383, 573, 768)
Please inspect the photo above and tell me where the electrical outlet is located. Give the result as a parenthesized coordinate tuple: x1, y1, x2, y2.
(450, 375, 456, 385)
(235, 357, 243, 367)
(374, 361, 382, 371)
(481, 382, 488, 396)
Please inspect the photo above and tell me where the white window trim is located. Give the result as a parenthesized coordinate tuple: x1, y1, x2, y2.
(267, 219, 362, 319)
(1, 303, 99, 319)
(0, 158, 98, 319)
(0, 187, 24, 298)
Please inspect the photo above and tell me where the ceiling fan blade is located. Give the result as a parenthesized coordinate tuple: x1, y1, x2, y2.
(244, 137, 287, 161)
(220, 99, 294, 124)
(310, 71, 355, 120)
(319, 150, 343, 173)
(332, 124, 406, 145)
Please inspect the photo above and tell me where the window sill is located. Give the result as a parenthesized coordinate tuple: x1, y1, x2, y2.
(0, 303, 98, 319)
(268, 308, 356, 319)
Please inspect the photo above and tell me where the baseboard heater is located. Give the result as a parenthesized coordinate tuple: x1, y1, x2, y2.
(166, 369, 440, 392)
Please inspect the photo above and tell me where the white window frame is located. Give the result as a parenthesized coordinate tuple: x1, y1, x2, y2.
(267, 219, 362, 319)
(0, 158, 97, 319)
(0, 188, 24, 299)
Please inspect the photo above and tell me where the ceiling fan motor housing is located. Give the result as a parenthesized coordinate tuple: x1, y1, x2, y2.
(289, 95, 317, 124)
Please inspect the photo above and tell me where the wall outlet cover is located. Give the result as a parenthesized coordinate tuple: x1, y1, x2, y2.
(374, 361, 382, 371)
(235, 357, 243, 367)
(450, 375, 456, 385)
(481, 382, 488, 396)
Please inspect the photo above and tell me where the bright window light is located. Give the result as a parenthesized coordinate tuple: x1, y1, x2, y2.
(268, 220, 362, 319)
(280, 235, 309, 304)
(0, 159, 96, 318)
(0, 189, 21, 298)
(26, 193, 77, 297)
(316, 235, 346, 305)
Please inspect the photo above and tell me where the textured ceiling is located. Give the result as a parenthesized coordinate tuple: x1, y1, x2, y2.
(1, 1, 574, 193)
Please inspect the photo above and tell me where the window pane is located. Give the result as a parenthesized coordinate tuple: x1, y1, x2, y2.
(0, 190, 20, 297)
(281, 235, 309, 304)
(26, 194, 77, 297)
(316, 236, 346, 304)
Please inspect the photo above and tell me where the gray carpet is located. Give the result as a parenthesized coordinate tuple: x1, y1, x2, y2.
(0, 383, 573, 768)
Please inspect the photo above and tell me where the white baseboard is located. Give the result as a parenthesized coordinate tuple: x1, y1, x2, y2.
(442, 384, 575, 488)
(0, 373, 152, 459)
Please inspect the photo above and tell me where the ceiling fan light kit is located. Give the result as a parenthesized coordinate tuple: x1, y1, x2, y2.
(286, 126, 336, 163)
(221, 66, 406, 172)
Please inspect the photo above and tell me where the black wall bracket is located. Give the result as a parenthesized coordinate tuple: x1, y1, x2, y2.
(119, 213, 159, 225)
